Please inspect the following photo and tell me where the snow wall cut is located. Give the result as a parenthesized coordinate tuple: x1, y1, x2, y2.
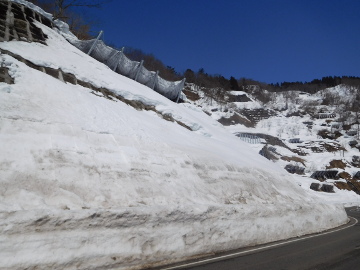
(0, 0, 348, 269)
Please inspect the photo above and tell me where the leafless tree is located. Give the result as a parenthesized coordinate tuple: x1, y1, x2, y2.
(29, 0, 110, 38)
(53, 0, 111, 19)
(29, 0, 111, 19)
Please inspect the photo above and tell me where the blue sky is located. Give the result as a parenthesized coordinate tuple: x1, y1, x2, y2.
(86, 0, 360, 84)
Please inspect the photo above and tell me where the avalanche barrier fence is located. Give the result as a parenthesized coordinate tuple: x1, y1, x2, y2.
(69, 31, 185, 102)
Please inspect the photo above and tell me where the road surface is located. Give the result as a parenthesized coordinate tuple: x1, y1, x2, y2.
(157, 207, 360, 270)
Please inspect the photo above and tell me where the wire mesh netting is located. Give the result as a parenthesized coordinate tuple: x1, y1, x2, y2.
(105, 49, 122, 71)
(70, 38, 185, 101)
(155, 76, 184, 101)
(136, 65, 156, 88)
(70, 39, 93, 52)
(116, 53, 140, 79)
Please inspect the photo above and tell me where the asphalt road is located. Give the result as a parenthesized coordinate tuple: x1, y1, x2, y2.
(159, 207, 360, 270)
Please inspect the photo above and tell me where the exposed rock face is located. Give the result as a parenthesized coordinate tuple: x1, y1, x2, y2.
(0, 65, 13, 84)
(0, 0, 51, 43)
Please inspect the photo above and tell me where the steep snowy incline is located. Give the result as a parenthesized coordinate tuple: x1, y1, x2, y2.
(0, 4, 347, 270)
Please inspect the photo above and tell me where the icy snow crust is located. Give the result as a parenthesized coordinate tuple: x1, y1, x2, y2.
(0, 19, 347, 270)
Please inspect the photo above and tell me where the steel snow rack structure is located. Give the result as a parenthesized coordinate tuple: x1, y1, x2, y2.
(69, 31, 185, 103)
(236, 132, 261, 144)
(310, 170, 338, 180)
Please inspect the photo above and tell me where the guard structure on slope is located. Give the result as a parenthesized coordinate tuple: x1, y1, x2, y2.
(310, 170, 338, 180)
(69, 32, 185, 102)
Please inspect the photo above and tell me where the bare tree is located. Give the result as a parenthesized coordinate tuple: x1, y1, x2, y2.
(30, 1, 111, 20)
(53, 0, 111, 20)
(66, 11, 94, 39)
(29, 0, 110, 38)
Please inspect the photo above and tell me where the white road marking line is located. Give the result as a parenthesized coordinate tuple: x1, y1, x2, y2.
(161, 216, 358, 270)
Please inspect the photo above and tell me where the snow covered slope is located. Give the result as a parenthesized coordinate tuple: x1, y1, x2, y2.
(0, 2, 347, 269)
(211, 85, 360, 204)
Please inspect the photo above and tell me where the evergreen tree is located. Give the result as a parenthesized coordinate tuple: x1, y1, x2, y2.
(229, 76, 240, 90)
(184, 69, 196, 83)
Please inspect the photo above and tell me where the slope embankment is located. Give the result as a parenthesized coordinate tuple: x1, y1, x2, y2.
(0, 1, 348, 269)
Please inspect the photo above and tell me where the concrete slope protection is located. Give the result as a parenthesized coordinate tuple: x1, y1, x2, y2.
(0, 0, 349, 269)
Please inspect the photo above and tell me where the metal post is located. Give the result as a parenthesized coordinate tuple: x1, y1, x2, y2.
(111, 48, 123, 71)
(152, 70, 159, 89)
(87, 30, 103, 55)
(176, 78, 186, 103)
(134, 60, 144, 81)
(112, 52, 120, 71)
(113, 47, 125, 71)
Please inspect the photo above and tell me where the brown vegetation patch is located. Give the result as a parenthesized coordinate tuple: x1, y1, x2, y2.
(183, 89, 200, 101)
(77, 80, 93, 89)
(317, 129, 331, 139)
(310, 146, 323, 153)
(62, 72, 77, 85)
(322, 142, 345, 152)
(334, 181, 352, 191)
(337, 171, 352, 180)
(218, 113, 254, 127)
(292, 147, 308, 156)
(317, 129, 342, 140)
(305, 140, 346, 153)
(326, 160, 348, 170)
(0, 66, 14, 84)
(44, 66, 60, 79)
(353, 181, 360, 193)
(281, 156, 306, 166)
(335, 178, 360, 194)
(252, 133, 295, 152)
(347, 180, 360, 195)
(259, 146, 279, 161)
(286, 111, 304, 117)
(343, 124, 351, 131)
(333, 131, 342, 139)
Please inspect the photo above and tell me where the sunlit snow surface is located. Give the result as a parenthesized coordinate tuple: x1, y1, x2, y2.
(0, 9, 349, 270)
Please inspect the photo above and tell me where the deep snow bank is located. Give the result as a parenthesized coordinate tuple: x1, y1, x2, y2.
(0, 4, 347, 269)
(0, 204, 345, 270)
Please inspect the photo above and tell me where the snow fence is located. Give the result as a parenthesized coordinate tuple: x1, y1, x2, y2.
(70, 37, 185, 102)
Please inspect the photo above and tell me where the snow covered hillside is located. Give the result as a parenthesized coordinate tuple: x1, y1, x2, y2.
(187, 79, 360, 206)
(0, 1, 348, 269)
